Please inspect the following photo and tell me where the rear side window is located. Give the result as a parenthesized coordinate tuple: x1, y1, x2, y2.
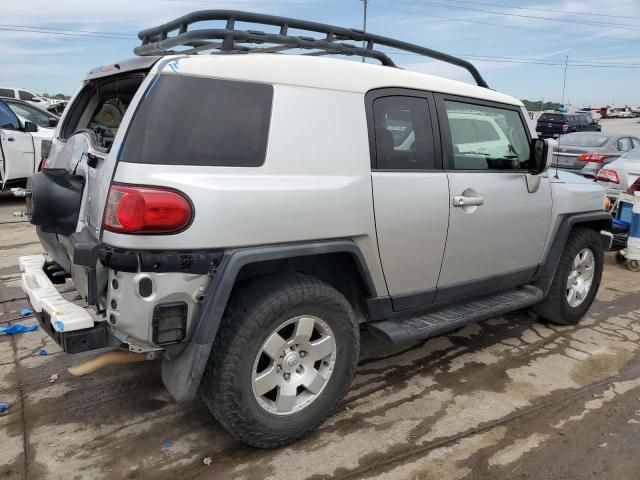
(19, 90, 35, 101)
(372, 96, 435, 170)
(0, 88, 14, 98)
(120, 75, 273, 167)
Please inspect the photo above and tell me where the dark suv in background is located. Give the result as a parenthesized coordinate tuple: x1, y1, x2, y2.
(536, 112, 601, 138)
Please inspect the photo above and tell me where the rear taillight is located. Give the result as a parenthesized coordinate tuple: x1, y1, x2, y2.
(40, 157, 48, 170)
(628, 178, 640, 194)
(103, 184, 193, 234)
(562, 124, 569, 132)
(597, 169, 620, 184)
(578, 153, 607, 163)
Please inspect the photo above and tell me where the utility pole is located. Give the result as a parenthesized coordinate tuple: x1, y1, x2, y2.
(561, 55, 568, 107)
(361, 0, 369, 63)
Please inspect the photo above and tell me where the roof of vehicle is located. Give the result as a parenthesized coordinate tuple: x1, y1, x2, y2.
(562, 132, 622, 138)
(151, 54, 523, 107)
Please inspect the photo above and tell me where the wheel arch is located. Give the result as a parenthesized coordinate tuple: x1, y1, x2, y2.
(534, 211, 611, 296)
(161, 240, 376, 402)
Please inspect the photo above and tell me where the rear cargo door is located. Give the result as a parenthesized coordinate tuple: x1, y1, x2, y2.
(0, 101, 34, 187)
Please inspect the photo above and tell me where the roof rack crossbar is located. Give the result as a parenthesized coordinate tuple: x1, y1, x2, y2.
(135, 10, 489, 88)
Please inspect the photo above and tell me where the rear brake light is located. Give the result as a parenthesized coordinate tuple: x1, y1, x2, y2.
(578, 153, 607, 163)
(596, 169, 620, 184)
(562, 124, 569, 132)
(103, 184, 193, 234)
(628, 178, 640, 194)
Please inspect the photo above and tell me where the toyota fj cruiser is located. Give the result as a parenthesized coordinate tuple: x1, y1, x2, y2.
(17, 11, 611, 448)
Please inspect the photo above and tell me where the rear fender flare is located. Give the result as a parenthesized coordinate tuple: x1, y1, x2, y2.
(161, 240, 375, 402)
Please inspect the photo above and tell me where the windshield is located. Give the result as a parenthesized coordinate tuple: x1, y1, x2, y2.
(560, 134, 609, 147)
(538, 113, 564, 123)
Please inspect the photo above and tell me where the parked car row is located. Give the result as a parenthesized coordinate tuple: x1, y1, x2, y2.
(0, 98, 56, 190)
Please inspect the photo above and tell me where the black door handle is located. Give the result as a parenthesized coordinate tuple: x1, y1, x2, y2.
(7, 137, 15, 142)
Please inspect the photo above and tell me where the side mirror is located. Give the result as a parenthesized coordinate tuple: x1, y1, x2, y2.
(48, 118, 59, 128)
(31, 98, 41, 103)
(528, 137, 554, 175)
(23, 121, 38, 133)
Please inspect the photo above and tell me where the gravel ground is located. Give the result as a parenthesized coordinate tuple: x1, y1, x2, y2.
(1, 118, 639, 480)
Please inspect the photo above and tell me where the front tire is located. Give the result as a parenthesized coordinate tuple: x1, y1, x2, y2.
(533, 227, 604, 325)
(199, 273, 359, 448)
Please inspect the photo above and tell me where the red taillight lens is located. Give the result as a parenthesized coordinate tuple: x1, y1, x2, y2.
(103, 184, 193, 234)
(578, 153, 607, 163)
(562, 124, 569, 132)
(628, 178, 640, 194)
(40, 157, 48, 170)
(596, 169, 620, 184)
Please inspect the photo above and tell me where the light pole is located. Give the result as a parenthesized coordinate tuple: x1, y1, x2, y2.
(361, 0, 369, 62)
(561, 55, 568, 107)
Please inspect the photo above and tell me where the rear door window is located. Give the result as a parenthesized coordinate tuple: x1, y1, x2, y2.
(120, 75, 273, 167)
(372, 96, 435, 170)
(0, 88, 15, 98)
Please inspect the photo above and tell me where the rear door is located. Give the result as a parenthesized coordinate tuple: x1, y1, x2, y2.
(0, 100, 34, 187)
(368, 89, 450, 310)
(435, 95, 551, 300)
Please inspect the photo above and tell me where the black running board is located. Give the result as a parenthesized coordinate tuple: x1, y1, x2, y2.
(368, 285, 544, 344)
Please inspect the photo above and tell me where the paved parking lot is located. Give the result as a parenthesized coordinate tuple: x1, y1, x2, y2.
(2, 119, 640, 480)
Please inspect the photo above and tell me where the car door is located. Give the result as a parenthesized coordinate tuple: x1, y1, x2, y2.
(0, 100, 35, 187)
(434, 95, 552, 301)
(369, 89, 450, 310)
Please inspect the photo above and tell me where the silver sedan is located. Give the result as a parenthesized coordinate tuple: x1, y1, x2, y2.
(551, 132, 640, 179)
(596, 148, 640, 199)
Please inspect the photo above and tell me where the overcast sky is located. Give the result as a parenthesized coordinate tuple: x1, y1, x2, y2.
(1, 0, 639, 106)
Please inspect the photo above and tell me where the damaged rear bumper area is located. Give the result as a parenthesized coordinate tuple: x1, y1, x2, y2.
(19, 254, 118, 353)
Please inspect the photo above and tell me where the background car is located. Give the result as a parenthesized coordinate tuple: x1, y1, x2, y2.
(0, 86, 51, 108)
(3, 98, 59, 129)
(551, 132, 640, 178)
(536, 112, 600, 138)
(596, 148, 640, 199)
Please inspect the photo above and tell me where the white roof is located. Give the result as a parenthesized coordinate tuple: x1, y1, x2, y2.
(154, 54, 523, 107)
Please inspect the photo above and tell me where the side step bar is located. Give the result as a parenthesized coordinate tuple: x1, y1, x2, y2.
(368, 285, 544, 344)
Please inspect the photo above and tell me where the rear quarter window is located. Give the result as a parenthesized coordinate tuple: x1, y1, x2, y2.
(120, 75, 273, 167)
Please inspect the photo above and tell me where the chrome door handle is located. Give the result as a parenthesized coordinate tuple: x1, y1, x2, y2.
(453, 195, 484, 207)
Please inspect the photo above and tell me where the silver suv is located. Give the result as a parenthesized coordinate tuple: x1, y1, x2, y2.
(17, 11, 611, 448)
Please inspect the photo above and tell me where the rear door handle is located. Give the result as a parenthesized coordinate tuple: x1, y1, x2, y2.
(453, 195, 484, 207)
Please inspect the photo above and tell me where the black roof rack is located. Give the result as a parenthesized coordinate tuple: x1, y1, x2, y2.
(135, 10, 489, 88)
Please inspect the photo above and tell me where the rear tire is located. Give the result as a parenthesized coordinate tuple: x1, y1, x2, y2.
(199, 273, 359, 448)
(533, 227, 603, 325)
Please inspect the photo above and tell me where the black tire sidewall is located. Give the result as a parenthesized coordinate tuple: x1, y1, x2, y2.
(554, 229, 604, 324)
(201, 274, 359, 447)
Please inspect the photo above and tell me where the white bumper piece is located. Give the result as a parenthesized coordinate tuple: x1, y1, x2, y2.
(19, 254, 94, 332)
